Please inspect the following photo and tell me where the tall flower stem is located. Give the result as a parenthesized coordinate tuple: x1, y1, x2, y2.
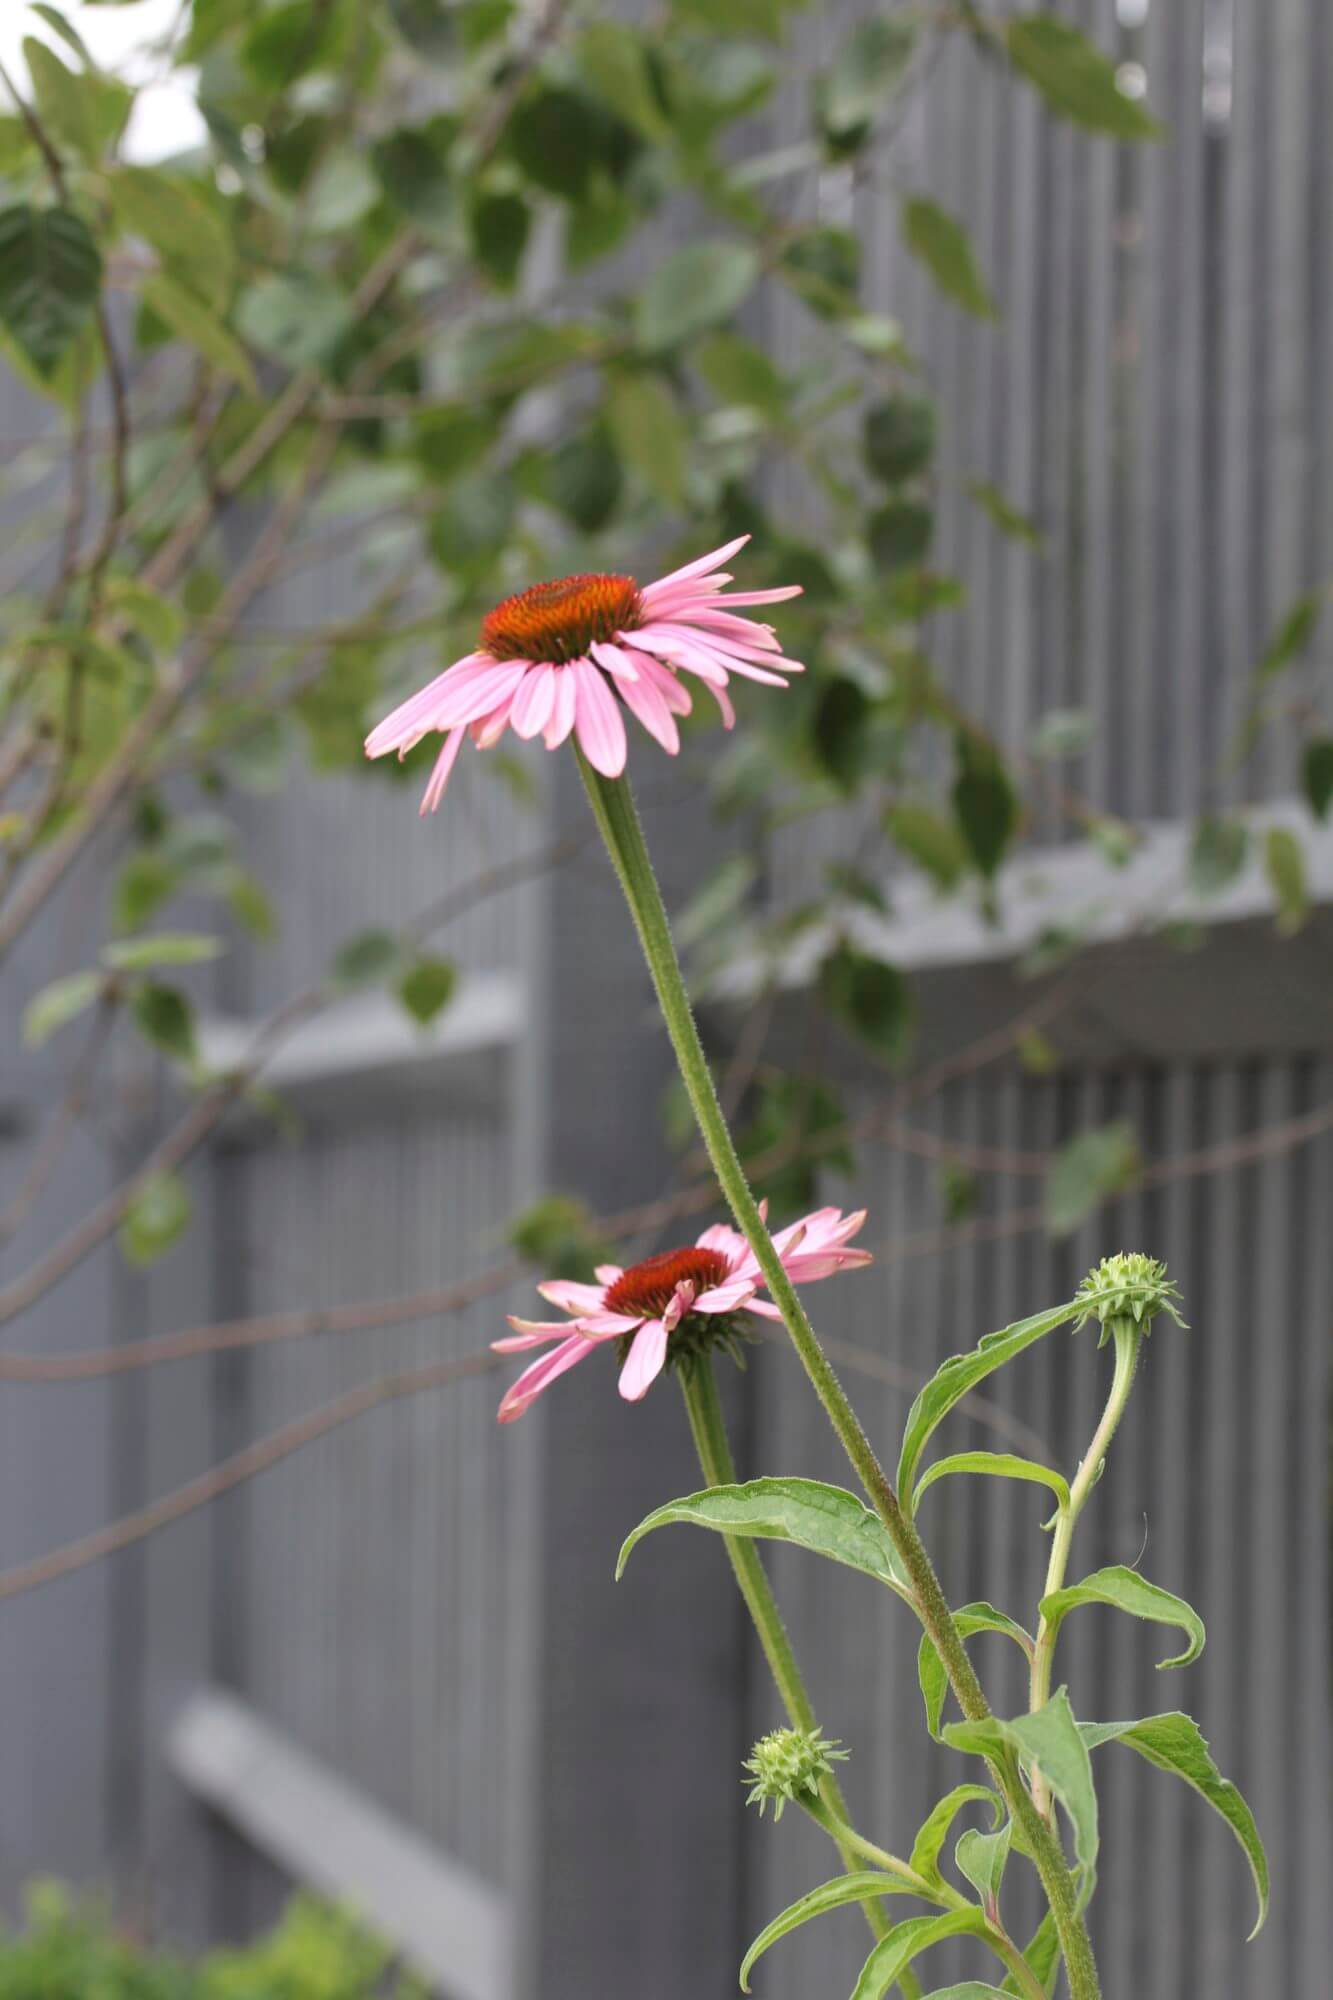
(578, 755, 1102, 2000)
(1029, 1316, 1142, 1813)
(678, 1357, 891, 1946)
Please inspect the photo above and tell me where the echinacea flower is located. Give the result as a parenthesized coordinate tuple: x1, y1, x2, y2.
(493, 1204, 870, 1423)
(364, 535, 803, 811)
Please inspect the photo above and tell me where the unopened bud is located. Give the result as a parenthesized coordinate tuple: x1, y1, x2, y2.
(742, 1726, 847, 1819)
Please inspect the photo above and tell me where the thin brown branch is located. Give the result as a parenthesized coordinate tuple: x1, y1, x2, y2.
(0, 994, 120, 1248)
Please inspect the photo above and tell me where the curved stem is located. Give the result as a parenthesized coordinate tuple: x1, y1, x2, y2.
(1029, 1318, 1142, 1812)
(678, 1358, 890, 1943)
(580, 758, 1102, 2000)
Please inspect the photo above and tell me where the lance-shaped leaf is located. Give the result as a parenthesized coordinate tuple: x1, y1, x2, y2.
(1039, 1566, 1204, 1670)
(739, 1872, 921, 1992)
(955, 1822, 1012, 1915)
(851, 1910, 991, 2000)
(946, 1690, 1098, 1876)
(918, 1604, 1033, 1741)
(912, 1451, 1070, 1521)
(909, 1784, 1001, 1884)
(898, 1299, 1084, 1504)
(1080, 1712, 1268, 1937)
(920, 1988, 1013, 1999)
(616, 1477, 912, 1599)
(0, 204, 102, 375)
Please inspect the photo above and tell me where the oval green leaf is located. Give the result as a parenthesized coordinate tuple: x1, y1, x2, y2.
(1080, 1711, 1268, 1937)
(1040, 1565, 1204, 1671)
(912, 1451, 1070, 1520)
(739, 1872, 921, 1993)
(955, 1822, 1011, 1913)
(634, 241, 761, 352)
(615, 1476, 911, 1598)
(909, 1784, 1000, 1884)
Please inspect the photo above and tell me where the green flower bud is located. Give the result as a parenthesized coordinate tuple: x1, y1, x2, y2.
(1074, 1252, 1186, 1343)
(742, 1726, 848, 1819)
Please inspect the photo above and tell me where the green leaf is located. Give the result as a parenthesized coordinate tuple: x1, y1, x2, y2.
(372, 125, 452, 221)
(332, 929, 400, 989)
(952, 734, 1018, 878)
(851, 1910, 990, 2000)
(675, 854, 757, 950)
(606, 373, 687, 507)
(22, 970, 102, 1048)
(968, 479, 1044, 549)
(780, 226, 860, 317)
(869, 498, 933, 570)
(235, 273, 351, 371)
(917, 1604, 1033, 1741)
(385, 0, 457, 60)
(1189, 814, 1249, 896)
(507, 86, 637, 200)
(739, 1873, 920, 1993)
(1263, 825, 1308, 934)
(130, 983, 196, 1064)
(578, 21, 669, 139)
(103, 578, 183, 654)
(546, 422, 623, 531)
(634, 241, 762, 352)
(1043, 1120, 1139, 1236)
(920, 1988, 1012, 1999)
(103, 933, 222, 971)
(120, 1169, 191, 1267)
(897, 1297, 1080, 1500)
(864, 394, 935, 484)
(0, 204, 102, 375)
(468, 190, 529, 287)
(1007, 15, 1163, 139)
(1079, 1711, 1267, 1936)
(24, 38, 130, 163)
(820, 18, 916, 138)
(615, 1476, 912, 1599)
(1001, 1912, 1060, 1994)
(110, 167, 233, 311)
(694, 331, 787, 417)
(1256, 588, 1323, 681)
(885, 802, 968, 892)
(142, 274, 256, 392)
(908, 1785, 1001, 1884)
(1303, 737, 1333, 820)
(414, 404, 500, 482)
(913, 1451, 1070, 1520)
(1039, 1565, 1204, 1670)
(819, 944, 913, 1064)
(955, 1822, 1011, 1913)
(242, 0, 344, 86)
(901, 199, 997, 320)
(946, 1689, 1099, 1876)
(396, 956, 457, 1026)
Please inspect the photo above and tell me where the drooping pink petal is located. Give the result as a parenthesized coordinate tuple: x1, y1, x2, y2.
(577, 1311, 648, 1338)
(630, 627, 731, 685)
(497, 1333, 596, 1423)
(632, 651, 694, 715)
(740, 1297, 784, 1321)
(704, 679, 735, 729)
(536, 1278, 608, 1314)
(615, 655, 681, 754)
(780, 1250, 874, 1282)
(587, 640, 640, 683)
(572, 657, 628, 776)
(494, 1319, 579, 1352)
(365, 652, 492, 757)
(472, 696, 516, 749)
(543, 664, 578, 748)
(509, 664, 557, 740)
(694, 1278, 756, 1314)
(618, 1319, 669, 1401)
(420, 728, 466, 814)
(428, 659, 531, 734)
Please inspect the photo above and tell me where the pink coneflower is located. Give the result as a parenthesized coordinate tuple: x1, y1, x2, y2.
(364, 536, 803, 811)
(493, 1205, 870, 1422)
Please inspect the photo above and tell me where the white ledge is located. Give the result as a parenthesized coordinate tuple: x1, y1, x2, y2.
(198, 971, 525, 1116)
(170, 1688, 510, 2000)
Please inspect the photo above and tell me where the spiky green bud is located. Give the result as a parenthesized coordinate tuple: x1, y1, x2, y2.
(1074, 1252, 1186, 1343)
(742, 1726, 847, 1819)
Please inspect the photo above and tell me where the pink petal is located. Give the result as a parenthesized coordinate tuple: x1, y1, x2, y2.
(497, 1333, 596, 1423)
(595, 1263, 624, 1284)
(633, 651, 694, 715)
(572, 658, 628, 776)
(688, 587, 804, 608)
(537, 1278, 607, 1314)
(510, 664, 557, 740)
(704, 679, 735, 729)
(543, 665, 578, 748)
(365, 652, 491, 757)
(741, 1297, 784, 1321)
(471, 696, 516, 749)
(617, 1320, 669, 1401)
(663, 1282, 695, 1331)
(695, 1221, 748, 1265)
(420, 728, 466, 813)
(588, 640, 640, 683)
(780, 1251, 873, 1282)
(630, 627, 730, 685)
(577, 1311, 646, 1338)
(642, 534, 751, 599)
(494, 1318, 577, 1352)
(615, 652, 681, 753)
(695, 1278, 756, 1313)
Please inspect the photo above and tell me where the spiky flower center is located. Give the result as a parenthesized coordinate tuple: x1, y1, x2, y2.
(604, 1245, 731, 1321)
(480, 573, 641, 664)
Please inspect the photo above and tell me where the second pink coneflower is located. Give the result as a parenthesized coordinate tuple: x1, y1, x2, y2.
(364, 535, 803, 811)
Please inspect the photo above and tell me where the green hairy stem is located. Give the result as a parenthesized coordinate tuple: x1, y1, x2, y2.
(677, 1359, 890, 1944)
(580, 757, 1102, 2000)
